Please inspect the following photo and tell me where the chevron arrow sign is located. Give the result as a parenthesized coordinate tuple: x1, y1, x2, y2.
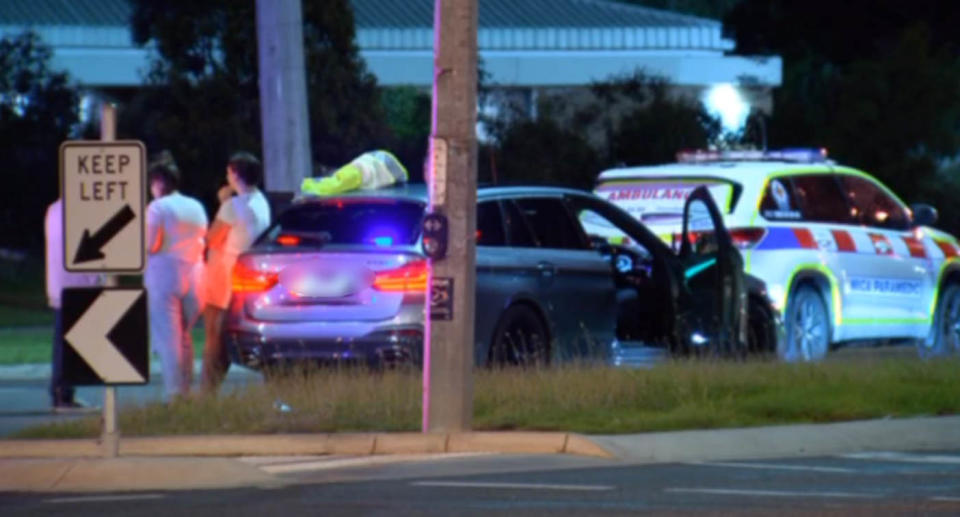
(62, 287, 149, 385)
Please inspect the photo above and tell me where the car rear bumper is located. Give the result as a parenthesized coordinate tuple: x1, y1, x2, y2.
(226, 326, 424, 370)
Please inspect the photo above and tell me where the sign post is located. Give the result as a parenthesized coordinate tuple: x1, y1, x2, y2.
(59, 103, 148, 457)
(61, 287, 149, 456)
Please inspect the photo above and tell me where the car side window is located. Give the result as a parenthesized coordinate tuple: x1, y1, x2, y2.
(789, 175, 854, 224)
(685, 198, 721, 256)
(502, 200, 538, 247)
(837, 175, 910, 230)
(515, 198, 588, 250)
(577, 207, 651, 257)
(759, 177, 802, 221)
(476, 201, 506, 246)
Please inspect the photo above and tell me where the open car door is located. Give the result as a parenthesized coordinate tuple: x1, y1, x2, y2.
(677, 186, 748, 356)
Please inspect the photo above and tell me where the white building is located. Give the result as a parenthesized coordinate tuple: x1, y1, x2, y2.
(0, 0, 781, 129)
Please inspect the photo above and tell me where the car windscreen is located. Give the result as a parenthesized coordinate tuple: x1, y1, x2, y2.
(593, 178, 739, 224)
(259, 199, 425, 248)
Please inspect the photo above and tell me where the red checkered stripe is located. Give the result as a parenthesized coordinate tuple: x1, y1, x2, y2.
(934, 239, 959, 258)
(674, 225, 956, 259)
(788, 228, 935, 258)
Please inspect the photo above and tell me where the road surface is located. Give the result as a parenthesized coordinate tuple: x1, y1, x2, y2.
(2, 449, 960, 515)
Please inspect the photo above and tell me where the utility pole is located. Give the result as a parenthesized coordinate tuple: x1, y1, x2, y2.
(423, 0, 478, 432)
(256, 0, 312, 193)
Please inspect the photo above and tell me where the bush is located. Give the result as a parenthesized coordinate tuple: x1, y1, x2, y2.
(485, 71, 721, 189)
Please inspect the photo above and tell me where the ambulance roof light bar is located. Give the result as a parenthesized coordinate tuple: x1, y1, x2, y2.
(676, 148, 829, 164)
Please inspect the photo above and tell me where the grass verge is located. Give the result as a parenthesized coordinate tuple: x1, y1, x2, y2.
(0, 326, 205, 365)
(0, 328, 54, 364)
(12, 356, 960, 439)
(0, 304, 56, 365)
(0, 256, 46, 310)
(0, 305, 53, 327)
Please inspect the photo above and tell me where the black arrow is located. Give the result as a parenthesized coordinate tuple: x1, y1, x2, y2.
(73, 205, 136, 264)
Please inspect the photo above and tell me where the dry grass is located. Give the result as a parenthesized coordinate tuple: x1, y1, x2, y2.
(13, 356, 960, 439)
(474, 356, 960, 433)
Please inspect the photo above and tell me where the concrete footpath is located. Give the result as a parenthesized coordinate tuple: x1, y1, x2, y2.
(2, 415, 960, 493)
(0, 457, 280, 492)
(591, 415, 960, 462)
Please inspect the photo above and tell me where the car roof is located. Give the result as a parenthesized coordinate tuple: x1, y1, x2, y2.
(478, 185, 592, 199)
(292, 183, 593, 205)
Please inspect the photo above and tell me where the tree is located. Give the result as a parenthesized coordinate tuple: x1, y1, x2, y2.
(0, 31, 80, 251)
(725, 1, 960, 228)
(727, 0, 960, 65)
(814, 26, 960, 199)
(484, 71, 720, 188)
(489, 117, 600, 189)
(380, 86, 431, 183)
(125, 0, 389, 203)
(585, 74, 721, 166)
(574, 71, 720, 167)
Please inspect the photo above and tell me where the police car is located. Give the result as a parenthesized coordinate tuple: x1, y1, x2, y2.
(592, 148, 960, 361)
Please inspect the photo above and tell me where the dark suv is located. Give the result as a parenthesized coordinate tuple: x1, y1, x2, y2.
(224, 184, 778, 372)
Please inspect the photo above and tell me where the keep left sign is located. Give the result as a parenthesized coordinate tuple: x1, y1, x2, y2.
(60, 141, 146, 273)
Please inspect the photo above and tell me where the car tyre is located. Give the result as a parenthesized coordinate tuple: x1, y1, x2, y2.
(488, 305, 550, 368)
(747, 297, 776, 357)
(782, 285, 829, 362)
(919, 284, 960, 358)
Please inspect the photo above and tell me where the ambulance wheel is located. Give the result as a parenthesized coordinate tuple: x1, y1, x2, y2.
(782, 285, 829, 362)
(920, 284, 960, 358)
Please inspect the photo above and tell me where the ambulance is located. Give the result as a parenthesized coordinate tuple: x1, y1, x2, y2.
(593, 148, 960, 361)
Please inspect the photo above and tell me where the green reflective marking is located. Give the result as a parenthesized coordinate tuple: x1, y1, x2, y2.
(843, 318, 929, 325)
(931, 257, 960, 319)
(782, 263, 842, 327)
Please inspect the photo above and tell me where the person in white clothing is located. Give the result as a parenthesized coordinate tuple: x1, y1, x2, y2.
(203, 151, 270, 392)
(145, 152, 208, 400)
(45, 199, 103, 410)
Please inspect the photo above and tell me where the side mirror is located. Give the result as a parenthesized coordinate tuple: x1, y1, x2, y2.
(911, 203, 938, 227)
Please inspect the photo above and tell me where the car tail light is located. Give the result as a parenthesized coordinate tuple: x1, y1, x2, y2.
(275, 234, 300, 247)
(373, 261, 428, 292)
(231, 261, 279, 293)
(730, 227, 767, 249)
(673, 231, 711, 245)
